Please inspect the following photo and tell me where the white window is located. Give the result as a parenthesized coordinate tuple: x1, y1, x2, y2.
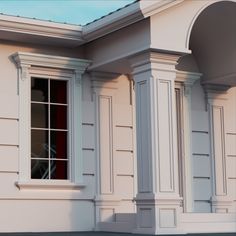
(31, 77, 69, 180)
(12, 52, 90, 189)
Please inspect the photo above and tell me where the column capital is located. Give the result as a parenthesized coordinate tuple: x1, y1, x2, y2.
(129, 50, 183, 76)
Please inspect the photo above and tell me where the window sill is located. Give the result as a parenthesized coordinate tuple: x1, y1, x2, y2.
(16, 180, 86, 190)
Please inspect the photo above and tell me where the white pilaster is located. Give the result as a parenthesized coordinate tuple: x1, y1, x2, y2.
(130, 51, 183, 235)
(204, 84, 233, 213)
(176, 71, 201, 213)
(91, 72, 121, 228)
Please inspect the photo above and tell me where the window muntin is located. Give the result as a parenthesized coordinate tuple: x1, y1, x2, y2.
(31, 77, 68, 180)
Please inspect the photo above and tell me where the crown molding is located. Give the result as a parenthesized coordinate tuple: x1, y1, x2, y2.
(12, 52, 91, 73)
(0, 14, 84, 47)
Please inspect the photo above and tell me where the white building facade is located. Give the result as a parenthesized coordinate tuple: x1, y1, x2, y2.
(0, 0, 235, 234)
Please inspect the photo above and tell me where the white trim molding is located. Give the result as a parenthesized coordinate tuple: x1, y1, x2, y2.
(12, 52, 91, 190)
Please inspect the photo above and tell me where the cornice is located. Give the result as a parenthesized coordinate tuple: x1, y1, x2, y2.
(83, 1, 141, 42)
(0, 1, 184, 47)
(0, 14, 84, 47)
(140, 0, 184, 18)
(12, 52, 91, 73)
(83, 0, 183, 43)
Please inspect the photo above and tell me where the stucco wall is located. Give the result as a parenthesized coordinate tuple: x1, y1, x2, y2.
(0, 41, 135, 232)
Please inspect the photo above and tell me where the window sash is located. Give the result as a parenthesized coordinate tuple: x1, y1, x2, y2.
(30, 77, 69, 180)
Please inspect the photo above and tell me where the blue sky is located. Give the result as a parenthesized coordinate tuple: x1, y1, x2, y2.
(0, 0, 135, 25)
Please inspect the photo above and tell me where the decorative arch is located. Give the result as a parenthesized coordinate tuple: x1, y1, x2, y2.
(186, 0, 236, 50)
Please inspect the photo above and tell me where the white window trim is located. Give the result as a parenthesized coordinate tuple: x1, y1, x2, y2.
(12, 52, 91, 190)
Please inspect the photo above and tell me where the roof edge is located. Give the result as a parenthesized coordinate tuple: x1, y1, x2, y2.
(82, 0, 184, 43)
(0, 14, 84, 46)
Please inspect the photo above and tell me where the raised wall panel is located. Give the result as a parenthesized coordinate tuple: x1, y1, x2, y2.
(191, 110, 209, 132)
(114, 104, 133, 127)
(0, 173, 20, 196)
(226, 133, 236, 156)
(192, 132, 210, 155)
(115, 126, 133, 151)
(137, 81, 151, 193)
(193, 155, 211, 178)
(159, 209, 176, 228)
(99, 95, 113, 194)
(82, 175, 96, 197)
(116, 175, 134, 199)
(83, 150, 95, 175)
(227, 179, 236, 200)
(0, 119, 18, 145)
(82, 101, 95, 124)
(0, 94, 18, 119)
(0, 146, 18, 173)
(194, 201, 212, 213)
(82, 124, 95, 150)
(115, 151, 133, 176)
(227, 156, 236, 178)
(193, 178, 212, 200)
(211, 105, 227, 195)
(158, 80, 174, 192)
(99, 208, 115, 222)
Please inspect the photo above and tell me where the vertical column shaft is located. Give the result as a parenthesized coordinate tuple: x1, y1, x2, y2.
(130, 51, 183, 234)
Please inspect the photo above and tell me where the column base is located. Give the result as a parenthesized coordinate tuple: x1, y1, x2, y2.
(135, 193, 183, 235)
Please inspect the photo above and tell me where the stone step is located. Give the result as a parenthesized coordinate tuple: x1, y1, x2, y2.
(97, 221, 134, 233)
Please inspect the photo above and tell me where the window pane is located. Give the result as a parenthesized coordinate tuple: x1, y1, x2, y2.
(50, 80, 67, 104)
(31, 78, 48, 102)
(50, 160, 67, 180)
(31, 104, 48, 128)
(50, 105, 67, 129)
(31, 130, 49, 158)
(31, 160, 49, 179)
(50, 131, 67, 159)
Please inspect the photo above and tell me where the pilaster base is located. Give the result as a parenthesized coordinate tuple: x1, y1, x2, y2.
(94, 195, 121, 230)
(211, 196, 234, 213)
(134, 193, 183, 235)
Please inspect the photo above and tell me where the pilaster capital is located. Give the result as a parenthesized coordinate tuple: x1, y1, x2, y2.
(90, 71, 119, 93)
(20, 64, 31, 81)
(176, 70, 202, 97)
(129, 49, 183, 76)
(203, 83, 230, 101)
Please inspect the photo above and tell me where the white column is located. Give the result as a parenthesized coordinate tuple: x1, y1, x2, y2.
(205, 84, 233, 213)
(91, 72, 121, 227)
(130, 51, 183, 235)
